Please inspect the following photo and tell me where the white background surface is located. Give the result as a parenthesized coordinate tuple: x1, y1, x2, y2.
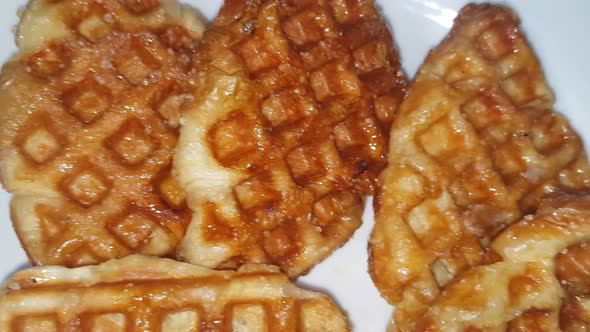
(1, 1, 590, 331)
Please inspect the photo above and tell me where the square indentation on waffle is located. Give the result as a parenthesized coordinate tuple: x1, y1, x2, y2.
(231, 304, 268, 331)
(417, 114, 472, 172)
(382, 166, 436, 213)
(492, 136, 532, 178)
(333, 114, 384, 162)
(233, 35, 282, 73)
(330, 0, 379, 24)
(406, 195, 462, 253)
(234, 176, 280, 211)
(312, 191, 362, 232)
(261, 89, 317, 127)
(16, 112, 64, 165)
(21, 128, 61, 165)
(115, 33, 168, 85)
(286, 139, 347, 195)
(298, 38, 349, 71)
(309, 58, 361, 102)
(528, 111, 571, 155)
(208, 111, 266, 168)
(254, 65, 302, 98)
(77, 15, 112, 42)
(500, 70, 548, 107)
(61, 162, 110, 208)
(13, 314, 59, 332)
(281, 7, 336, 46)
(24, 44, 68, 78)
(62, 74, 112, 124)
(107, 118, 154, 166)
(39, 211, 66, 242)
(352, 40, 390, 74)
(300, 300, 335, 331)
(156, 171, 187, 210)
(449, 163, 505, 208)
(476, 20, 519, 61)
(443, 52, 491, 91)
(161, 309, 201, 331)
(152, 81, 187, 129)
(374, 94, 401, 124)
(81, 313, 127, 331)
(107, 212, 157, 250)
(461, 89, 517, 144)
(263, 226, 298, 262)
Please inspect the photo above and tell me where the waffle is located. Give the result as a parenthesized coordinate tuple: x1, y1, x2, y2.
(368, 4, 590, 330)
(175, 0, 406, 276)
(0, 0, 205, 266)
(557, 243, 590, 331)
(0, 255, 350, 331)
(415, 194, 590, 331)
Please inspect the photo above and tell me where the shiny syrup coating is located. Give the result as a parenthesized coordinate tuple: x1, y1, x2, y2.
(418, 194, 590, 331)
(176, 0, 406, 276)
(368, 3, 590, 331)
(0, 0, 202, 266)
(0, 256, 350, 331)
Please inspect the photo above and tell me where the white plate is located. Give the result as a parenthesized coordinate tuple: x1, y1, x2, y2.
(1, 1, 589, 331)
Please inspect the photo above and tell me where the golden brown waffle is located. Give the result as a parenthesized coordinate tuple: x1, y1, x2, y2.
(557, 242, 590, 331)
(368, 4, 590, 331)
(175, 0, 406, 276)
(0, 255, 350, 331)
(414, 194, 590, 331)
(0, 0, 205, 266)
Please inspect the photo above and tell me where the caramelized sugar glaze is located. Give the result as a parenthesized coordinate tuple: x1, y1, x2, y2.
(0, 256, 350, 331)
(176, 0, 407, 276)
(368, 4, 590, 331)
(416, 194, 590, 331)
(0, 0, 205, 266)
